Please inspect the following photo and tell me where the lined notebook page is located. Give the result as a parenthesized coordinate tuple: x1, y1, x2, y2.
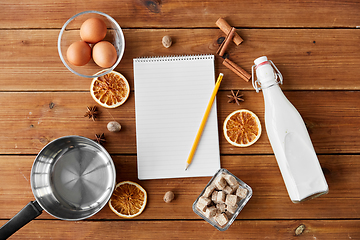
(133, 55, 220, 180)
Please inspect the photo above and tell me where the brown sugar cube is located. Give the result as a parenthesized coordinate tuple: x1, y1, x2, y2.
(198, 196, 212, 206)
(231, 182, 240, 192)
(215, 213, 229, 227)
(211, 190, 218, 203)
(226, 204, 238, 214)
(204, 206, 217, 218)
(203, 184, 216, 198)
(223, 185, 235, 195)
(214, 176, 227, 190)
(217, 190, 226, 203)
(224, 174, 238, 186)
(216, 203, 226, 213)
(196, 201, 207, 212)
(225, 194, 238, 207)
(236, 187, 248, 199)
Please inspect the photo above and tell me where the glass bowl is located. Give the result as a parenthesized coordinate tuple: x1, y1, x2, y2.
(58, 10, 125, 78)
(192, 168, 253, 231)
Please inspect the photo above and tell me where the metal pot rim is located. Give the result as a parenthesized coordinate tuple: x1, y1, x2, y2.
(30, 135, 116, 220)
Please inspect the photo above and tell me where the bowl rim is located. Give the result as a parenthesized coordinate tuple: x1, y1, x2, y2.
(57, 10, 125, 78)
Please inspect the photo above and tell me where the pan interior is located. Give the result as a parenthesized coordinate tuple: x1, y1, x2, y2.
(31, 136, 116, 220)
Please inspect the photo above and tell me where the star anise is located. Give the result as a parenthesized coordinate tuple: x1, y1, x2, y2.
(227, 90, 244, 105)
(93, 133, 106, 145)
(84, 106, 98, 121)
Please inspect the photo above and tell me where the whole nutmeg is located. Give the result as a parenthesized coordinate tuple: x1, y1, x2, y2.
(163, 191, 175, 203)
(162, 35, 172, 48)
(107, 121, 121, 132)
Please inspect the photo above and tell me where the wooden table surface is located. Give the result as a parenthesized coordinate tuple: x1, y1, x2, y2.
(0, 0, 359, 239)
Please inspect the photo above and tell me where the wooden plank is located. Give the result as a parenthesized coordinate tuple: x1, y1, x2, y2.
(0, 91, 359, 155)
(0, 92, 136, 154)
(0, 219, 359, 239)
(0, 155, 359, 220)
(0, 29, 359, 91)
(0, 0, 359, 28)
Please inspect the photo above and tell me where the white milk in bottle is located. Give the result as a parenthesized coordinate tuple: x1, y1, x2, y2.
(252, 56, 328, 203)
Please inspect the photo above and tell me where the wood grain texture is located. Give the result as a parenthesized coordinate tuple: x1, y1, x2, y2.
(0, 155, 359, 220)
(0, 91, 358, 155)
(0, 219, 359, 239)
(0, 29, 359, 91)
(0, 0, 359, 238)
(0, 0, 358, 28)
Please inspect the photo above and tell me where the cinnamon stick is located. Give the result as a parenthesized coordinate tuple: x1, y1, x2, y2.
(216, 18, 243, 45)
(218, 27, 236, 57)
(222, 58, 251, 82)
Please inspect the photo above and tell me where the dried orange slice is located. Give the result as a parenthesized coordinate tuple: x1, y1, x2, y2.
(223, 109, 262, 147)
(109, 181, 147, 218)
(91, 70, 130, 108)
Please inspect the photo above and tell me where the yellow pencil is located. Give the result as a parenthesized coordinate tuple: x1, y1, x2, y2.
(185, 73, 224, 170)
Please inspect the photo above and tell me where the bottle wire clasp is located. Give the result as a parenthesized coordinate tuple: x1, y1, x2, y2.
(251, 60, 283, 93)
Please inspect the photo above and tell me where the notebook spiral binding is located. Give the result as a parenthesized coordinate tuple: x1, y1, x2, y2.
(134, 54, 214, 63)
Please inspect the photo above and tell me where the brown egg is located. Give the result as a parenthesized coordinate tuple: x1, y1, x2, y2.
(92, 41, 117, 68)
(80, 18, 107, 44)
(66, 40, 92, 66)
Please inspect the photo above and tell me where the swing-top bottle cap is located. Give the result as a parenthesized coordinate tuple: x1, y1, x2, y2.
(252, 56, 283, 92)
(254, 56, 274, 84)
(254, 56, 268, 67)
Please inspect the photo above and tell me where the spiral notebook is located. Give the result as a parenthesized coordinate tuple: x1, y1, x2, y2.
(133, 55, 221, 180)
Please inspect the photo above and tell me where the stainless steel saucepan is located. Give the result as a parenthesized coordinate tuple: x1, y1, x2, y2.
(0, 136, 116, 239)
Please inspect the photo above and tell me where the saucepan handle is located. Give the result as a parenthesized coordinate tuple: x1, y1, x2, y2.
(0, 200, 43, 240)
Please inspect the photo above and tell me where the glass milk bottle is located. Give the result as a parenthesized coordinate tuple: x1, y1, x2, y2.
(252, 56, 328, 203)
